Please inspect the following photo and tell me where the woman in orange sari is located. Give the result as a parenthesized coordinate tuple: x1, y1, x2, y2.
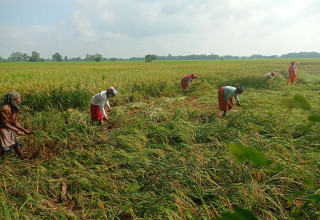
(218, 86, 244, 117)
(287, 61, 298, 84)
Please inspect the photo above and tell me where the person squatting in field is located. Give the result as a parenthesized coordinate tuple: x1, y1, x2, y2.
(181, 74, 202, 91)
(90, 87, 118, 126)
(218, 86, 244, 117)
(287, 61, 298, 84)
(264, 72, 277, 88)
(0, 92, 32, 161)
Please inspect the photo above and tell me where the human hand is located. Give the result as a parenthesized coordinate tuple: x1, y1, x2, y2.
(16, 130, 22, 136)
(237, 103, 241, 106)
(24, 130, 32, 135)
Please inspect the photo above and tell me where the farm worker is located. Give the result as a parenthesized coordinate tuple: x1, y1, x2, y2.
(90, 87, 117, 126)
(264, 72, 277, 87)
(181, 74, 201, 91)
(0, 92, 32, 160)
(218, 86, 244, 117)
(287, 61, 298, 84)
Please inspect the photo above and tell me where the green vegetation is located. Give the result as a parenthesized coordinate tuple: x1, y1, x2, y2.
(0, 59, 319, 219)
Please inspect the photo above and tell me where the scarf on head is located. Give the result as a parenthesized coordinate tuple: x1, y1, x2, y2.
(236, 86, 244, 94)
(1, 92, 21, 113)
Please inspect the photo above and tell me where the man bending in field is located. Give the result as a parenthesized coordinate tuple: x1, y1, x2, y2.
(181, 74, 202, 91)
(90, 87, 117, 126)
(0, 92, 32, 161)
(264, 72, 277, 88)
(218, 86, 244, 117)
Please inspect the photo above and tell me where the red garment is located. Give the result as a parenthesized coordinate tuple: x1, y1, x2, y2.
(288, 66, 297, 84)
(181, 74, 196, 90)
(181, 78, 189, 90)
(218, 87, 234, 111)
(90, 104, 108, 121)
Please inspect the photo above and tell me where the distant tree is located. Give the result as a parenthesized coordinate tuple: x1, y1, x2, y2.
(110, 58, 117, 61)
(94, 53, 102, 62)
(64, 56, 68, 61)
(10, 52, 29, 62)
(52, 52, 62, 61)
(85, 54, 91, 61)
(85, 53, 103, 61)
(250, 54, 264, 59)
(29, 51, 40, 62)
(145, 54, 157, 62)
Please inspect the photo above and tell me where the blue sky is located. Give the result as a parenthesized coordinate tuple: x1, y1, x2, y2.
(1, 0, 319, 59)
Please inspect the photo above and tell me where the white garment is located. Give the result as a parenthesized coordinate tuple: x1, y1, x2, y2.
(224, 86, 240, 105)
(264, 73, 272, 81)
(91, 91, 110, 118)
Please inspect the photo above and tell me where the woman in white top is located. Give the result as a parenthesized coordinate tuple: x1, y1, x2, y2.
(90, 87, 117, 126)
(264, 72, 276, 88)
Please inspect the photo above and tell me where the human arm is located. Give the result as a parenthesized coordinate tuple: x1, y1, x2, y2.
(99, 102, 108, 120)
(3, 123, 22, 135)
(106, 100, 111, 113)
(234, 94, 241, 106)
(13, 123, 32, 135)
(0, 107, 22, 135)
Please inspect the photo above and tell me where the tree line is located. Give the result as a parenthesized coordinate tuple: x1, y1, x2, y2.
(1, 51, 320, 62)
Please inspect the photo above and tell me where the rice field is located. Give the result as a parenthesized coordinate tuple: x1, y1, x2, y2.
(0, 59, 319, 219)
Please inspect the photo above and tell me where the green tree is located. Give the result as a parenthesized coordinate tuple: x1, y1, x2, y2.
(10, 52, 29, 62)
(85, 53, 103, 62)
(94, 53, 102, 62)
(145, 54, 158, 62)
(29, 51, 40, 62)
(52, 52, 62, 61)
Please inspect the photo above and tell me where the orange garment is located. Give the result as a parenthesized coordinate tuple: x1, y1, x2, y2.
(218, 87, 234, 111)
(288, 66, 297, 84)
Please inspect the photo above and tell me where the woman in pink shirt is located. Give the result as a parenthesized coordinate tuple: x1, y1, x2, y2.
(181, 74, 201, 91)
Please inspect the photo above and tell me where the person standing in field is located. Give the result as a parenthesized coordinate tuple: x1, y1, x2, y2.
(90, 87, 117, 126)
(0, 92, 32, 161)
(218, 86, 244, 117)
(181, 74, 202, 91)
(264, 72, 277, 88)
(287, 61, 298, 84)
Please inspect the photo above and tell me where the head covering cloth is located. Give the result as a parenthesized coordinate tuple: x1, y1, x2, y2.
(106, 87, 117, 97)
(1, 92, 21, 113)
(236, 86, 244, 94)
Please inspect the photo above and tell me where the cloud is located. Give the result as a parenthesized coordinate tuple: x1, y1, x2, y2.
(72, 10, 99, 40)
(0, 0, 319, 58)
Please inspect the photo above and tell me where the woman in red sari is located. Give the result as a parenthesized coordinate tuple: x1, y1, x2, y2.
(287, 61, 298, 84)
(218, 86, 244, 117)
(181, 74, 201, 91)
(90, 87, 117, 126)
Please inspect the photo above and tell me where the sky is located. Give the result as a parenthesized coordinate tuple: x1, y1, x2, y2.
(1, 0, 320, 59)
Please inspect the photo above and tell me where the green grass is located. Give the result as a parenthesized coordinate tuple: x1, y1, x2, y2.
(0, 59, 319, 219)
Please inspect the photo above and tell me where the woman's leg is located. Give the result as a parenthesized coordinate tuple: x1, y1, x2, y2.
(0, 150, 9, 161)
(14, 146, 25, 160)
